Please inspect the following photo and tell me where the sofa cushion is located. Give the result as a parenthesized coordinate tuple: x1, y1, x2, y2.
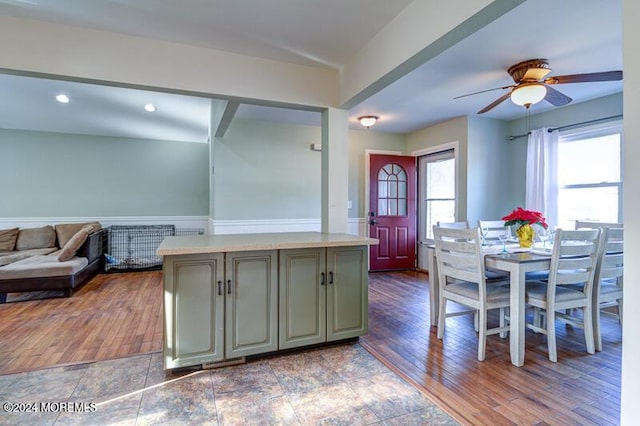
(0, 255, 88, 280)
(0, 248, 58, 267)
(0, 228, 19, 252)
(58, 225, 93, 262)
(55, 222, 102, 248)
(15, 226, 56, 251)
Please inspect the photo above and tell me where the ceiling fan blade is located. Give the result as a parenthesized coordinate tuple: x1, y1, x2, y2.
(454, 85, 513, 100)
(477, 92, 511, 114)
(522, 67, 552, 81)
(544, 70, 622, 85)
(544, 85, 572, 106)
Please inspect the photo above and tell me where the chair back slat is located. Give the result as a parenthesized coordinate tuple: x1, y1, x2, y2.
(575, 220, 623, 230)
(547, 229, 601, 300)
(437, 221, 469, 229)
(478, 220, 512, 241)
(433, 226, 486, 298)
(594, 227, 624, 297)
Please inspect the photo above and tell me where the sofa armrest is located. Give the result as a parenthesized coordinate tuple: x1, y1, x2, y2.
(76, 229, 104, 264)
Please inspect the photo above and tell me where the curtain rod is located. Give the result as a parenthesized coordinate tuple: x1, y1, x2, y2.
(508, 114, 623, 141)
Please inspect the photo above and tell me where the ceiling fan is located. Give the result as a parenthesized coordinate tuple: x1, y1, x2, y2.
(456, 58, 622, 114)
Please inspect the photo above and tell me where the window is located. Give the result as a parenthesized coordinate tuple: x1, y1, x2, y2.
(557, 123, 623, 229)
(377, 163, 408, 216)
(418, 149, 456, 240)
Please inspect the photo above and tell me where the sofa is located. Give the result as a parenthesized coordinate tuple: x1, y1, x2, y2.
(0, 222, 103, 303)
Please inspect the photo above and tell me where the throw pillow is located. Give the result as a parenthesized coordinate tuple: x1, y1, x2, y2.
(58, 225, 94, 262)
(55, 222, 102, 248)
(15, 226, 56, 251)
(0, 227, 19, 252)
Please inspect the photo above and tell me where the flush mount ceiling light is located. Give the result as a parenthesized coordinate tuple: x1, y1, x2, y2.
(510, 83, 547, 108)
(55, 94, 70, 104)
(144, 103, 157, 112)
(358, 115, 378, 129)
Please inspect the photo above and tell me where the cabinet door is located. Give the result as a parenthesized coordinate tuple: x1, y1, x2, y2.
(163, 253, 225, 369)
(225, 250, 278, 358)
(279, 248, 326, 349)
(326, 246, 368, 341)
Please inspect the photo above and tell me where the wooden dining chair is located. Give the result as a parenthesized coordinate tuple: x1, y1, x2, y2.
(575, 220, 623, 230)
(433, 226, 510, 361)
(477, 219, 512, 243)
(525, 228, 602, 362)
(436, 220, 469, 229)
(591, 227, 623, 351)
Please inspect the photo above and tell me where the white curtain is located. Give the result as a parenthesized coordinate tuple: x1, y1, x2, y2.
(525, 128, 559, 227)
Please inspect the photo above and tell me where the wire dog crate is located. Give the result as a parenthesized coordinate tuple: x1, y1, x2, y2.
(104, 225, 204, 272)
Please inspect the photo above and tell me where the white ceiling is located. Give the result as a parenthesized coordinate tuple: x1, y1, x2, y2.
(0, 0, 623, 137)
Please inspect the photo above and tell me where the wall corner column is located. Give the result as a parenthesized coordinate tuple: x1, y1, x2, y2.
(321, 108, 349, 233)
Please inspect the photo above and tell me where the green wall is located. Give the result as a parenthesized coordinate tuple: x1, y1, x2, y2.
(213, 119, 322, 220)
(466, 115, 510, 224)
(406, 116, 469, 221)
(0, 129, 209, 217)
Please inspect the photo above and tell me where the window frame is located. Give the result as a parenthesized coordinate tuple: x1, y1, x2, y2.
(417, 147, 457, 242)
(557, 120, 623, 225)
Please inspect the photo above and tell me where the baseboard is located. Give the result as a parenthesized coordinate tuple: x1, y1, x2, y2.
(0, 216, 210, 230)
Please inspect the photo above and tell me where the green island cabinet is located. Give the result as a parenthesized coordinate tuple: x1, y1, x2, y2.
(158, 232, 377, 370)
(163, 250, 278, 369)
(279, 246, 368, 349)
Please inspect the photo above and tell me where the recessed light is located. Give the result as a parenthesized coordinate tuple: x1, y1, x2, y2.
(56, 94, 70, 103)
(144, 103, 157, 112)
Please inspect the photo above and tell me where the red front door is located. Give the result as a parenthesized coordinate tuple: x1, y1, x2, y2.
(369, 154, 417, 271)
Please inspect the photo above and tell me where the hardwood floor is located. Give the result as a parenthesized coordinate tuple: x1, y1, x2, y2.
(0, 272, 163, 375)
(0, 270, 622, 425)
(361, 270, 622, 425)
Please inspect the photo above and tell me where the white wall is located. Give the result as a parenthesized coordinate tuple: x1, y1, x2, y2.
(340, 0, 517, 107)
(621, 0, 640, 422)
(0, 15, 338, 108)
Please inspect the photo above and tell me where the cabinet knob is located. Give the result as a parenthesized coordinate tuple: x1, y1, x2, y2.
(217, 280, 222, 296)
(227, 279, 232, 294)
(329, 271, 334, 284)
(321, 272, 325, 286)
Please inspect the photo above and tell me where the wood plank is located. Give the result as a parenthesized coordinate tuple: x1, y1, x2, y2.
(361, 270, 622, 425)
(0, 271, 163, 375)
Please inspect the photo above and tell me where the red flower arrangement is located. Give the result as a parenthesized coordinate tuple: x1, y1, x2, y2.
(502, 207, 548, 229)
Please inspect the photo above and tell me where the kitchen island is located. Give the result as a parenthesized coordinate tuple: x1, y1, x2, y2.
(157, 232, 378, 369)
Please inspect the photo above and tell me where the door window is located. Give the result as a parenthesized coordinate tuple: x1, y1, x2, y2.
(377, 164, 408, 216)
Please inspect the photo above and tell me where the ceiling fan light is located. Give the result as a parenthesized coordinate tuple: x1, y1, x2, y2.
(511, 83, 547, 107)
(358, 115, 378, 128)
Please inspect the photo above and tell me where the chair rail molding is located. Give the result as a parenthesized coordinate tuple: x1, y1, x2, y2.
(0, 216, 210, 230)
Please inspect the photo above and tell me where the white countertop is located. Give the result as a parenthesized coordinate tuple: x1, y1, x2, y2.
(157, 232, 379, 256)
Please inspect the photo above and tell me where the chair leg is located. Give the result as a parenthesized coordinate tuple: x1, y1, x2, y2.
(499, 307, 507, 339)
(474, 310, 479, 332)
(437, 298, 447, 339)
(547, 309, 557, 362)
(594, 302, 603, 352)
(584, 304, 595, 355)
(533, 307, 541, 329)
(618, 298, 623, 325)
(477, 309, 487, 361)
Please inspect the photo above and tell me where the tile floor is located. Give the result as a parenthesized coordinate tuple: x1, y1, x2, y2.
(0, 342, 458, 425)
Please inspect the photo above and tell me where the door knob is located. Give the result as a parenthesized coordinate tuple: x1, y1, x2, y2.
(370, 219, 377, 225)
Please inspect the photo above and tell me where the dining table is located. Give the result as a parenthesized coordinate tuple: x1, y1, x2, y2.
(426, 243, 553, 367)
